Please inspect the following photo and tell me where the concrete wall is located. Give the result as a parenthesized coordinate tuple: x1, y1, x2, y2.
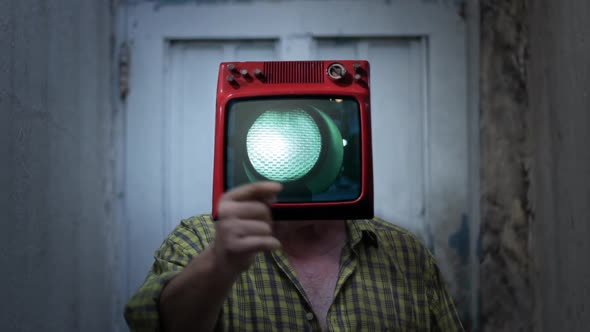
(480, 0, 590, 331)
(0, 1, 117, 331)
(527, 1, 590, 331)
(479, 1, 532, 330)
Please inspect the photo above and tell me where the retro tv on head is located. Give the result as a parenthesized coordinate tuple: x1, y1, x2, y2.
(212, 60, 374, 221)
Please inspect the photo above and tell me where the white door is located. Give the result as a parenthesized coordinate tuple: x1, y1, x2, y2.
(119, 1, 473, 330)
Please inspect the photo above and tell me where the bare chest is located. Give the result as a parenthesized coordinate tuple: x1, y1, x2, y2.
(290, 255, 341, 329)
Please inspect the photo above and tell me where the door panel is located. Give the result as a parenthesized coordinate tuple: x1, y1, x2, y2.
(167, 41, 277, 232)
(125, 39, 278, 303)
(316, 38, 426, 237)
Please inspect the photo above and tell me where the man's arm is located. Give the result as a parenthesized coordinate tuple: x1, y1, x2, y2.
(124, 228, 235, 332)
(124, 182, 282, 332)
(426, 253, 465, 332)
(158, 246, 236, 332)
(123, 229, 197, 331)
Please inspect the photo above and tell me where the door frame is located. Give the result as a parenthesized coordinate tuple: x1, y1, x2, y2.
(113, 1, 480, 330)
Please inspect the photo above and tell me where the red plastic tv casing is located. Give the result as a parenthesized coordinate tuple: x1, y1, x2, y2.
(212, 60, 373, 221)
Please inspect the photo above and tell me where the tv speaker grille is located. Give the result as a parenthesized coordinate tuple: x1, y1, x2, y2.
(263, 61, 325, 84)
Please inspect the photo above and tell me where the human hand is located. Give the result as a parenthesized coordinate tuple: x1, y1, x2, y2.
(211, 181, 283, 277)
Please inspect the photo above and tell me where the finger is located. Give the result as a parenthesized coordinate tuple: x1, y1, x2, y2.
(223, 181, 282, 202)
(218, 200, 273, 221)
(227, 236, 281, 254)
(219, 219, 273, 237)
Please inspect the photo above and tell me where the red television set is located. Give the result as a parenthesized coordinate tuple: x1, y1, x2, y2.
(212, 60, 373, 221)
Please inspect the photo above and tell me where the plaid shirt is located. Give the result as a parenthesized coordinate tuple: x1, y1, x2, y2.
(125, 215, 464, 331)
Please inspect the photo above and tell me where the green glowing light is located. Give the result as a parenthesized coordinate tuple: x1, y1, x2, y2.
(246, 109, 322, 181)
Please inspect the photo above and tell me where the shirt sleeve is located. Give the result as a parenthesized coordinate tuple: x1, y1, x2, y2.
(427, 254, 466, 332)
(124, 216, 212, 331)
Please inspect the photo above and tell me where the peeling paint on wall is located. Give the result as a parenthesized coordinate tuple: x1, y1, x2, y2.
(449, 214, 470, 265)
(479, 0, 533, 331)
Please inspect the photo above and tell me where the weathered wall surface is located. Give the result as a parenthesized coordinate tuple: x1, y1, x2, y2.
(0, 1, 117, 331)
(480, 0, 590, 331)
(479, 0, 532, 331)
(527, 1, 590, 331)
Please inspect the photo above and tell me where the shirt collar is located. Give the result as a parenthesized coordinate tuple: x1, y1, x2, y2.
(346, 218, 379, 249)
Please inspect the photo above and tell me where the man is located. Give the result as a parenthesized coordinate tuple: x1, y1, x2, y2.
(125, 181, 464, 331)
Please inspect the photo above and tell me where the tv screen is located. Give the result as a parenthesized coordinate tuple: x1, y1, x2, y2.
(225, 96, 361, 203)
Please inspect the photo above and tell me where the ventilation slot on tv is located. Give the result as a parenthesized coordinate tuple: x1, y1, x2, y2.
(263, 61, 325, 84)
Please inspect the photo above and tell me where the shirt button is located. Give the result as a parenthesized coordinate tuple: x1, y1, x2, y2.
(305, 312, 314, 321)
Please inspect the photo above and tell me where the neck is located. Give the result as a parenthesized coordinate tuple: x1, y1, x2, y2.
(274, 220, 347, 259)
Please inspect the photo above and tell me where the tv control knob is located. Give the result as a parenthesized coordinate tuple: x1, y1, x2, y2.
(327, 63, 347, 80)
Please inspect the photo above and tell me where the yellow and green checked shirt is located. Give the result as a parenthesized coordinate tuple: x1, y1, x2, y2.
(125, 215, 464, 331)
